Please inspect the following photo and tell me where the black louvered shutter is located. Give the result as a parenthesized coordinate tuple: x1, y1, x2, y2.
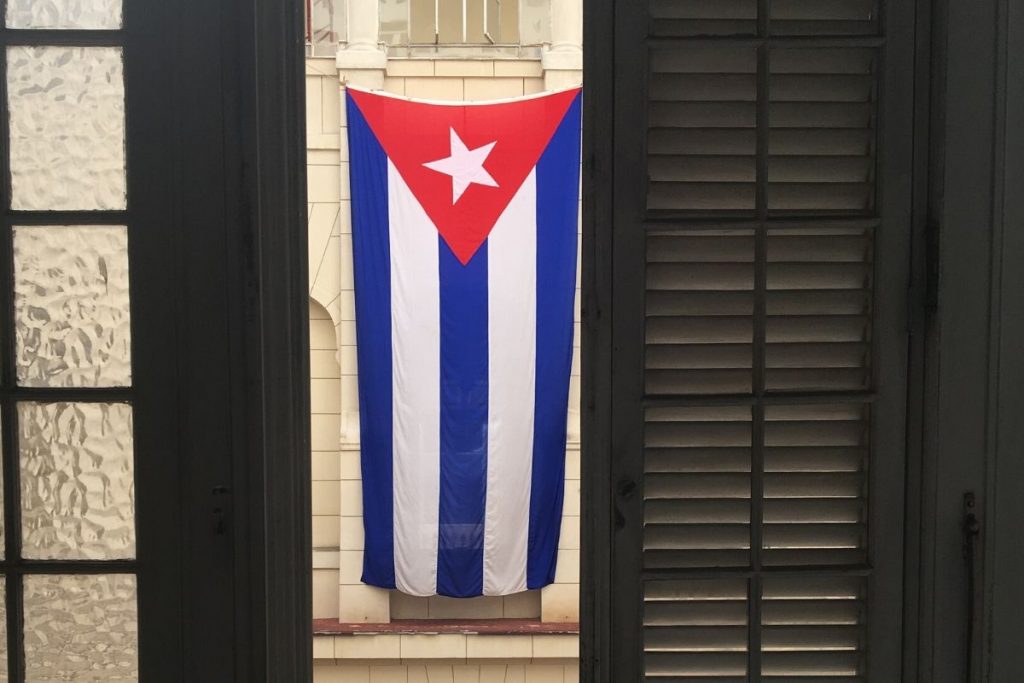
(589, 0, 916, 678)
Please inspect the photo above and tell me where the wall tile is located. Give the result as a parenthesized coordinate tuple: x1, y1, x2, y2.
(312, 515, 340, 548)
(370, 665, 408, 683)
(401, 634, 467, 659)
(339, 584, 391, 622)
(387, 60, 435, 77)
(423, 666, 454, 683)
(313, 635, 335, 659)
(523, 78, 545, 95)
(562, 481, 580, 516)
(434, 61, 495, 77)
(336, 634, 402, 659)
(553, 549, 579, 584)
(429, 595, 503, 619)
(493, 61, 543, 78)
(307, 76, 325, 139)
(531, 635, 578, 660)
(540, 585, 578, 623)
(313, 569, 340, 619)
(322, 77, 340, 133)
(524, 665, 564, 683)
(564, 449, 580, 480)
(312, 415, 342, 453)
(558, 516, 579, 550)
(311, 317, 339, 351)
(340, 515, 365, 550)
(315, 663, 357, 682)
(404, 77, 464, 100)
(340, 451, 362, 480)
(466, 635, 532, 659)
(452, 666, 481, 683)
(391, 591, 430, 619)
(340, 479, 363, 517)
(384, 77, 406, 95)
(311, 349, 342, 380)
(312, 480, 342, 517)
(478, 665, 510, 683)
(463, 78, 524, 101)
(502, 590, 541, 618)
(308, 164, 342, 203)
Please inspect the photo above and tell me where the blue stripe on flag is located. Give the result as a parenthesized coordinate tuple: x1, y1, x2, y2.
(347, 94, 396, 589)
(528, 93, 582, 589)
(437, 238, 489, 598)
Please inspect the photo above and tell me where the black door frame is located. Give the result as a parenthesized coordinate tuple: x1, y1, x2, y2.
(130, 0, 311, 678)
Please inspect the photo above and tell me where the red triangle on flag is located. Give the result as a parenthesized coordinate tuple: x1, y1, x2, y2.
(348, 87, 581, 265)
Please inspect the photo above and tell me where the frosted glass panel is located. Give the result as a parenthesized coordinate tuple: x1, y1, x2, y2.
(0, 418, 4, 561)
(5, 0, 122, 29)
(24, 575, 137, 682)
(20, 402, 135, 560)
(6, 46, 126, 211)
(0, 580, 6, 682)
(14, 226, 131, 388)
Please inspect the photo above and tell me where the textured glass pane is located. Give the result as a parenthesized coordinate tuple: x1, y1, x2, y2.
(0, 580, 7, 682)
(0, 418, 4, 561)
(20, 402, 135, 560)
(7, 46, 126, 211)
(6, 0, 122, 29)
(14, 226, 131, 388)
(24, 575, 137, 682)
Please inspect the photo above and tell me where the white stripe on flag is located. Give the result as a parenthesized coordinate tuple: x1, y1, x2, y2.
(483, 171, 538, 596)
(388, 161, 441, 597)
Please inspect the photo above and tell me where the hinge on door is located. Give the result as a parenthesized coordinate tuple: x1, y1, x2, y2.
(962, 491, 981, 682)
(925, 221, 941, 313)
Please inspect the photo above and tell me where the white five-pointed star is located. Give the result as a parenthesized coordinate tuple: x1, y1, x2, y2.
(423, 127, 499, 204)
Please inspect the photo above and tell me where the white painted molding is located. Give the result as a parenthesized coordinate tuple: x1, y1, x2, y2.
(335, 47, 388, 71)
(540, 49, 583, 72)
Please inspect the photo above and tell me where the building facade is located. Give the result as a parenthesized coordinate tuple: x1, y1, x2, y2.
(305, 0, 582, 678)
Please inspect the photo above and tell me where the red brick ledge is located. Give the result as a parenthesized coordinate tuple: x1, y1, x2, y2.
(314, 618, 580, 636)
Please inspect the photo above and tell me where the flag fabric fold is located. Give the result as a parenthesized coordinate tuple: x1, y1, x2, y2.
(347, 86, 581, 598)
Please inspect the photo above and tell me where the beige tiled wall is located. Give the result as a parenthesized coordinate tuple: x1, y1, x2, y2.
(309, 56, 583, 626)
(311, 300, 342, 619)
(314, 662, 579, 683)
(313, 632, 579, 681)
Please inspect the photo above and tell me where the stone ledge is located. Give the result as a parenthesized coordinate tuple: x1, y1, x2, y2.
(314, 618, 579, 635)
(313, 627, 579, 662)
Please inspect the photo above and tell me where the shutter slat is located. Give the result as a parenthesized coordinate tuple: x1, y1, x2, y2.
(644, 409, 752, 573)
(771, 0, 877, 36)
(650, 0, 757, 37)
(764, 499, 864, 523)
(766, 229, 872, 390)
(646, 232, 755, 394)
(769, 49, 877, 214)
(641, 8, 877, 679)
(649, 47, 758, 213)
(646, 499, 751, 523)
(646, 579, 750, 677)
(762, 405, 868, 565)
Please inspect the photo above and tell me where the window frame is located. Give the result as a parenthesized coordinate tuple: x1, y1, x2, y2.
(581, 0, 921, 680)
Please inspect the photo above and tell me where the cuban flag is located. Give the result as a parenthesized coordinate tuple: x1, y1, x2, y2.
(346, 86, 581, 598)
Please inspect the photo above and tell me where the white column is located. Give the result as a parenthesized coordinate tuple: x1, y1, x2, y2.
(333, 0, 389, 624)
(542, 0, 583, 89)
(337, 0, 387, 77)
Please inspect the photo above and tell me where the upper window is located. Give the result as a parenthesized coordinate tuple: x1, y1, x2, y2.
(305, 0, 551, 53)
(306, 0, 345, 56)
(382, 0, 550, 47)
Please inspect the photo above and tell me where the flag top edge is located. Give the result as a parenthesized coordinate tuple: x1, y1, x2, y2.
(344, 83, 582, 107)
